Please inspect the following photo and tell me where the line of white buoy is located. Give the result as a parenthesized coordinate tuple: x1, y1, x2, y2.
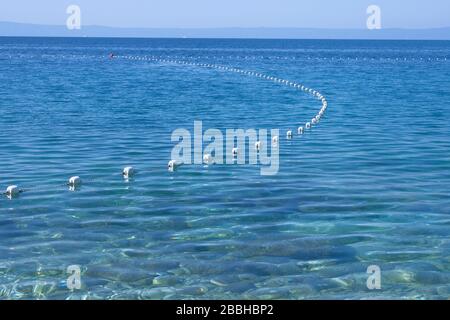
(2, 54, 329, 198)
(116, 54, 328, 172)
(114, 55, 328, 172)
(116, 56, 328, 120)
(2, 167, 139, 198)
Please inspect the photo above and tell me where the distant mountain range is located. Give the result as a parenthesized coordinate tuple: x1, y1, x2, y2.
(1, 21, 450, 40)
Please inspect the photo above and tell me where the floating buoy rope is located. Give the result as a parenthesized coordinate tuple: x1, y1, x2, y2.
(2, 54, 329, 199)
(114, 54, 328, 171)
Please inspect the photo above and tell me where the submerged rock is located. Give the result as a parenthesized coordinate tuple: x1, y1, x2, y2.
(244, 287, 291, 300)
(384, 269, 415, 283)
(178, 286, 208, 296)
(140, 260, 180, 273)
(152, 275, 183, 286)
(291, 245, 357, 262)
(414, 271, 449, 285)
(32, 281, 57, 299)
(436, 286, 450, 297)
(139, 287, 176, 300)
(233, 238, 358, 263)
(225, 281, 256, 294)
(287, 284, 317, 299)
(210, 279, 227, 287)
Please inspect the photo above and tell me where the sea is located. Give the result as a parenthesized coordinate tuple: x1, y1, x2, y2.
(0, 37, 449, 299)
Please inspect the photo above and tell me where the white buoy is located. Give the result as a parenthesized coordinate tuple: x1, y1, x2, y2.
(203, 153, 214, 165)
(68, 176, 81, 187)
(255, 141, 261, 152)
(286, 130, 293, 139)
(168, 160, 182, 172)
(232, 147, 239, 157)
(311, 118, 317, 125)
(123, 167, 135, 178)
(306, 122, 311, 129)
(272, 136, 279, 145)
(298, 126, 304, 134)
(6, 185, 20, 198)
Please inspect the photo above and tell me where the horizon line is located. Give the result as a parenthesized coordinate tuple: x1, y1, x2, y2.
(2, 20, 450, 30)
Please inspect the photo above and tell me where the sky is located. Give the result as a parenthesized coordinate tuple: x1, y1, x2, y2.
(1, 0, 449, 29)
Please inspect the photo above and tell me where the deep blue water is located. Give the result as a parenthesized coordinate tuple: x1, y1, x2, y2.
(1, 37, 450, 300)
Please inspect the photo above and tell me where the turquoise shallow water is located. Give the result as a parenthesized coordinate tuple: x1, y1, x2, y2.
(0, 38, 450, 300)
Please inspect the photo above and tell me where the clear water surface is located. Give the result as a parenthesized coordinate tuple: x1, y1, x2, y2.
(0, 38, 449, 299)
